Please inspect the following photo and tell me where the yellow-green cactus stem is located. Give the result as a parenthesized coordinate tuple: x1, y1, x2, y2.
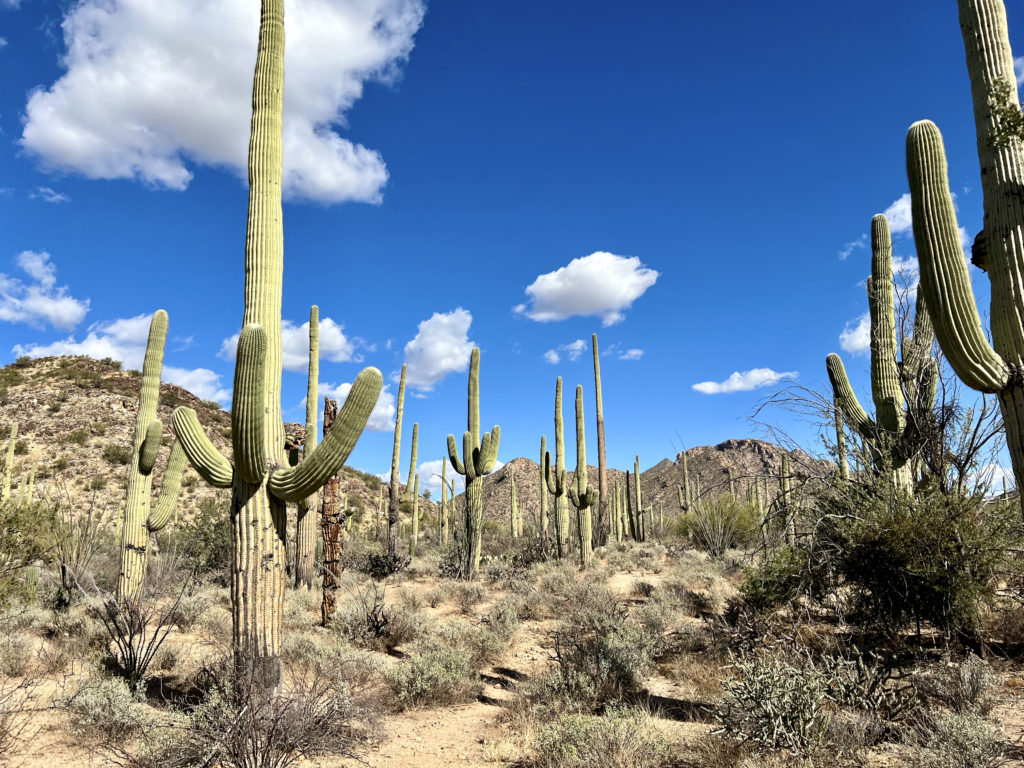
(409, 473, 420, 558)
(509, 467, 520, 538)
(404, 422, 418, 554)
(440, 455, 449, 546)
(543, 377, 568, 559)
(780, 454, 794, 544)
(295, 306, 319, 589)
(634, 454, 645, 542)
(835, 405, 849, 481)
(388, 364, 407, 556)
(592, 334, 608, 545)
(567, 385, 596, 568)
(539, 435, 549, 539)
(447, 348, 500, 580)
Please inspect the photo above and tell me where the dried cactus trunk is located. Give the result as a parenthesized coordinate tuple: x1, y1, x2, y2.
(388, 364, 407, 556)
(319, 398, 342, 626)
(592, 334, 608, 545)
(544, 378, 569, 558)
(568, 385, 596, 569)
(903, 0, 1024, 511)
(447, 348, 500, 580)
(118, 310, 188, 601)
(171, 0, 381, 686)
(295, 305, 319, 590)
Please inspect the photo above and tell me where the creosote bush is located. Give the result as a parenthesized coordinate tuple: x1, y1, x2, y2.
(532, 706, 674, 768)
(384, 641, 481, 709)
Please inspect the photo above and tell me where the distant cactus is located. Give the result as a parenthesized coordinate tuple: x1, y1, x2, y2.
(592, 334, 608, 544)
(633, 455, 645, 542)
(568, 385, 597, 568)
(440, 456, 449, 546)
(409, 473, 420, 558)
(1, 422, 16, 502)
(171, 0, 382, 686)
(826, 215, 935, 490)
(539, 435, 549, 539)
(904, 0, 1024, 510)
(780, 454, 794, 544)
(405, 423, 419, 558)
(447, 348, 500, 580)
(118, 310, 188, 601)
(509, 467, 520, 538)
(388, 364, 407, 556)
(544, 378, 569, 558)
(295, 305, 319, 590)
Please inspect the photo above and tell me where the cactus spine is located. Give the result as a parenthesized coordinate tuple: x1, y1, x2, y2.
(903, 0, 1024, 511)
(592, 334, 608, 545)
(447, 348, 501, 580)
(170, 0, 382, 686)
(539, 435, 549, 538)
(509, 467, 520, 538)
(118, 310, 188, 601)
(544, 378, 569, 558)
(295, 306, 319, 589)
(826, 215, 935, 491)
(1, 423, 16, 502)
(568, 385, 596, 568)
(388, 364, 407, 556)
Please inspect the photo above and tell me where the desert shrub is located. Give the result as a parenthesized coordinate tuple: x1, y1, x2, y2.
(742, 479, 1021, 641)
(168, 593, 210, 632)
(359, 551, 409, 581)
(911, 711, 1005, 768)
(63, 677, 153, 745)
(678, 495, 759, 557)
(175, 497, 232, 583)
(68, 429, 90, 446)
(0, 498, 59, 607)
(384, 642, 481, 709)
(102, 443, 132, 466)
(0, 634, 32, 677)
(532, 706, 673, 768)
(425, 584, 451, 608)
(718, 651, 831, 754)
(330, 581, 426, 652)
(436, 542, 466, 580)
(915, 654, 998, 716)
(450, 582, 485, 615)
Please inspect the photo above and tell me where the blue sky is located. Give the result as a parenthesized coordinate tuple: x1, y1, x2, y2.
(0, 0, 1017, 493)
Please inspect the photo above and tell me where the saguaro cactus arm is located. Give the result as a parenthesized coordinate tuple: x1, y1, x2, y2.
(447, 433, 466, 476)
(269, 368, 382, 502)
(139, 420, 163, 475)
(232, 325, 269, 483)
(544, 451, 565, 495)
(148, 441, 188, 532)
(907, 120, 1010, 393)
(172, 408, 234, 488)
(825, 353, 876, 437)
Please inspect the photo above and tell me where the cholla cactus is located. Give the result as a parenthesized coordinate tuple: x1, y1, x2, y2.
(904, 0, 1024, 511)
(447, 347, 500, 580)
(568, 385, 597, 568)
(118, 310, 188, 601)
(171, 0, 382, 686)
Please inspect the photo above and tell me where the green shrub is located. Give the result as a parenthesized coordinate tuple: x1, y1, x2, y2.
(12, 441, 27, 457)
(384, 643, 480, 708)
(677, 495, 758, 557)
(913, 711, 1005, 768)
(174, 497, 232, 582)
(63, 677, 152, 745)
(102, 443, 132, 466)
(532, 706, 673, 768)
(68, 429, 89, 446)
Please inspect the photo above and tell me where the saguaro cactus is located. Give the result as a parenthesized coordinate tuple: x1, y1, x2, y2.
(826, 215, 935, 490)
(171, 0, 382, 686)
(405, 423, 418, 557)
(568, 385, 597, 568)
(388, 364, 407, 556)
(835, 406, 849, 481)
(1, 422, 16, 503)
(295, 305, 319, 589)
(409, 474, 420, 558)
(780, 454, 794, 544)
(447, 347, 500, 580)
(904, 0, 1024, 510)
(633, 455, 645, 542)
(319, 397, 343, 626)
(539, 435, 549, 538)
(592, 334, 608, 545)
(118, 310, 188, 601)
(440, 457, 449, 546)
(544, 378, 569, 558)
(509, 467, 520, 538)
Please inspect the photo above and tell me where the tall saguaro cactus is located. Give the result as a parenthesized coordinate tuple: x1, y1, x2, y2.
(592, 334, 608, 545)
(118, 310, 188, 601)
(319, 398, 343, 626)
(905, 0, 1024, 511)
(388, 364, 407, 556)
(440, 456, 449, 547)
(447, 348, 500, 580)
(633, 455, 645, 542)
(568, 385, 597, 568)
(405, 423, 418, 556)
(171, 0, 382, 686)
(295, 305, 319, 589)
(509, 467, 520, 538)
(409, 474, 420, 558)
(544, 377, 569, 558)
(539, 435, 548, 538)
(826, 214, 935, 490)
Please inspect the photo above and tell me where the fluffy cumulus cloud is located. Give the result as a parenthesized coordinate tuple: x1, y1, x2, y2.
(219, 316, 359, 371)
(839, 312, 870, 355)
(403, 308, 474, 392)
(515, 252, 659, 326)
(543, 339, 586, 364)
(692, 367, 798, 395)
(21, 0, 425, 203)
(1016, 57, 1024, 86)
(0, 251, 89, 330)
(30, 187, 70, 204)
(618, 348, 643, 361)
(318, 381, 395, 432)
(11, 312, 230, 401)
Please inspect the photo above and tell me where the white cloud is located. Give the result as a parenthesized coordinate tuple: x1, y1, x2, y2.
(30, 186, 70, 204)
(839, 312, 870, 355)
(692, 367, 797, 395)
(403, 308, 474, 392)
(21, 0, 425, 204)
(11, 311, 231, 402)
(319, 381, 395, 433)
(219, 316, 359, 371)
(883, 193, 913, 236)
(1015, 57, 1024, 86)
(544, 339, 586, 364)
(0, 0, 19, 9)
(972, 463, 1016, 496)
(618, 348, 643, 361)
(515, 251, 659, 326)
(0, 38, 7, 49)
(837, 233, 866, 261)
(0, 251, 89, 330)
